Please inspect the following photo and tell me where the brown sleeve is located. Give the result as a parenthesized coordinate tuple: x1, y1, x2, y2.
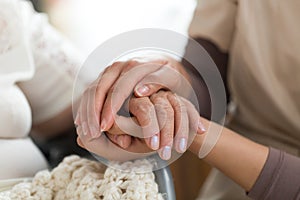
(248, 147, 300, 200)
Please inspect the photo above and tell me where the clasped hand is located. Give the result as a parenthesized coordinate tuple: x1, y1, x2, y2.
(75, 55, 206, 160)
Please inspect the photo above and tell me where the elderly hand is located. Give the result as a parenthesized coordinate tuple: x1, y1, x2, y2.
(74, 55, 192, 142)
(104, 91, 206, 160)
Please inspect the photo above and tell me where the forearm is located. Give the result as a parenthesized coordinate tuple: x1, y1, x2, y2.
(248, 148, 300, 199)
(189, 118, 269, 191)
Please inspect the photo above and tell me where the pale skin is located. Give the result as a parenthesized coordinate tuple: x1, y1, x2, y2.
(76, 91, 205, 160)
(74, 55, 203, 160)
(77, 89, 269, 192)
(135, 95, 269, 191)
(190, 119, 269, 191)
(33, 56, 198, 159)
(75, 57, 269, 192)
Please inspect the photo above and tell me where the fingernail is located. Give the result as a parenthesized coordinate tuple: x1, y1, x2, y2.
(150, 135, 159, 150)
(136, 85, 149, 96)
(198, 121, 206, 133)
(161, 146, 171, 160)
(117, 136, 125, 148)
(74, 115, 80, 124)
(82, 122, 88, 136)
(179, 138, 187, 153)
(100, 119, 107, 131)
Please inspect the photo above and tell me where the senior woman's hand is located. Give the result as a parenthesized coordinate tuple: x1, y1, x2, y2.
(76, 90, 205, 160)
(103, 91, 206, 160)
(74, 55, 192, 144)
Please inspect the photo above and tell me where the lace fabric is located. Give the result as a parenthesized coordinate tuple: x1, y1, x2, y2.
(0, 155, 164, 200)
(0, 0, 20, 55)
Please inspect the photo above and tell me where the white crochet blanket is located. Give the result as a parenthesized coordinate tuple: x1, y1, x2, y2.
(0, 155, 164, 200)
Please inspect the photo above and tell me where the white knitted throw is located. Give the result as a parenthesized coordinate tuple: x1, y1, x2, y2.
(0, 155, 164, 200)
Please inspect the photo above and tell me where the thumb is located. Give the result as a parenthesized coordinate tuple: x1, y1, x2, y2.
(134, 83, 164, 97)
(134, 65, 184, 97)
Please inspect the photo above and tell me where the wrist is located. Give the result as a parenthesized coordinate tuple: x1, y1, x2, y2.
(188, 118, 223, 160)
(188, 117, 210, 156)
(188, 133, 205, 156)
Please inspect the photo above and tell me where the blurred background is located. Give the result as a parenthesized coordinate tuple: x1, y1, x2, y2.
(28, 0, 211, 199)
(30, 0, 196, 57)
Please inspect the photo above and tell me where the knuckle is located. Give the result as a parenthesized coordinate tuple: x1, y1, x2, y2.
(156, 102, 174, 117)
(110, 61, 122, 69)
(87, 83, 97, 92)
(121, 60, 139, 73)
(157, 90, 169, 96)
(102, 63, 119, 74)
(102, 66, 111, 74)
(150, 93, 158, 101)
(128, 97, 138, 107)
(151, 93, 166, 102)
(136, 103, 154, 115)
(139, 116, 151, 127)
(175, 101, 187, 113)
(99, 71, 110, 80)
(164, 90, 173, 96)
(127, 60, 139, 68)
(167, 93, 182, 109)
(173, 103, 181, 113)
(101, 62, 123, 76)
(162, 102, 174, 113)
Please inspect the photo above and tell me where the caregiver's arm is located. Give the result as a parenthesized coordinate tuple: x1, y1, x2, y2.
(189, 119, 300, 199)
